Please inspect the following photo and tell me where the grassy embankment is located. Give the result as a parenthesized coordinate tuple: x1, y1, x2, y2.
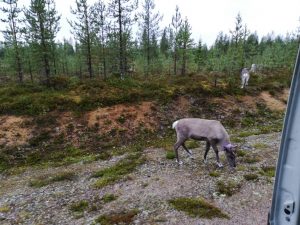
(0, 70, 290, 172)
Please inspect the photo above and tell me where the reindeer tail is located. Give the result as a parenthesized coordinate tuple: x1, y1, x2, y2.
(172, 120, 179, 129)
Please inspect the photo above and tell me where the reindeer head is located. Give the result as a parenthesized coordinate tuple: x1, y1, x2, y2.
(223, 143, 237, 167)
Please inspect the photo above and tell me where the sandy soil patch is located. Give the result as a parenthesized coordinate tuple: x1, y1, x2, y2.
(86, 101, 159, 136)
(0, 116, 32, 147)
(260, 91, 286, 111)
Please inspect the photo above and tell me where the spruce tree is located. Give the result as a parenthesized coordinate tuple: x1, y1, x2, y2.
(108, 0, 138, 79)
(90, 0, 109, 78)
(24, 0, 60, 85)
(138, 0, 162, 76)
(177, 17, 193, 76)
(69, 0, 93, 78)
(171, 5, 182, 75)
(160, 27, 169, 57)
(0, 0, 25, 83)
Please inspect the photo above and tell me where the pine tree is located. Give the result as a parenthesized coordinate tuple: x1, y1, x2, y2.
(138, 0, 162, 76)
(69, 0, 93, 78)
(160, 27, 169, 57)
(177, 17, 193, 76)
(171, 5, 182, 75)
(194, 39, 207, 72)
(244, 32, 259, 64)
(24, 0, 60, 85)
(229, 13, 249, 70)
(230, 13, 244, 46)
(90, 0, 109, 78)
(108, 0, 138, 79)
(0, 0, 25, 83)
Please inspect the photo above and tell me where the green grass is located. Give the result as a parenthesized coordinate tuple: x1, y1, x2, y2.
(243, 155, 261, 164)
(185, 140, 199, 149)
(0, 205, 10, 213)
(243, 173, 259, 181)
(69, 200, 89, 213)
(252, 143, 269, 149)
(230, 136, 244, 143)
(29, 171, 76, 188)
(236, 150, 247, 157)
(102, 194, 118, 203)
(259, 166, 276, 177)
(209, 171, 221, 177)
(92, 153, 146, 188)
(168, 197, 229, 219)
(238, 131, 260, 137)
(94, 209, 139, 225)
(166, 151, 176, 160)
(216, 180, 242, 197)
(0, 70, 289, 116)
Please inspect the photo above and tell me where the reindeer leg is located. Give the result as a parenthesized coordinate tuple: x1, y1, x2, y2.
(211, 142, 223, 168)
(204, 141, 211, 164)
(182, 143, 194, 159)
(174, 140, 184, 165)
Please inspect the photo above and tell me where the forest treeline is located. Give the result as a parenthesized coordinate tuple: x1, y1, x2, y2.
(0, 0, 299, 85)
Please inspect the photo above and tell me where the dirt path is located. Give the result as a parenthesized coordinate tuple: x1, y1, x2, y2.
(0, 132, 280, 225)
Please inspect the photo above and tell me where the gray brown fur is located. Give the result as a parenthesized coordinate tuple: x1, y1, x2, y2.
(172, 118, 236, 167)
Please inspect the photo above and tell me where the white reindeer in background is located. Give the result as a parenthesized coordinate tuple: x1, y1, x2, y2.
(250, 64, 257, 73)
(241, 68, 250, 89)
(172, 118, 237, 168)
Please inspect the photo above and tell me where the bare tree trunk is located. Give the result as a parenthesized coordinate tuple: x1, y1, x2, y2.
(11, 3, 23, 83)
(181, 43, 187, 76)
(85, 9, 92, 79)
(174, 48, 177, 75)
(38, 14, 51, 86)
(118, 0, 125, 79)
(101, 27, 107, 79)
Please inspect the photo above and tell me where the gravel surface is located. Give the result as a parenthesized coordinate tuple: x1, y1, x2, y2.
(0, 132, 281, 225)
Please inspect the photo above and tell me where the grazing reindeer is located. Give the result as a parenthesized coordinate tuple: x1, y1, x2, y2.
(172, 118, 236, 168)
(241, 68, 250, 88)
(250, 64, 257, 73)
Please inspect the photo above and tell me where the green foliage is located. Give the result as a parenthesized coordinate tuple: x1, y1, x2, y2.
(243, 173, 259, 181)
(116, 114, 126, 124)
(185, 140, 199, 149)
(0, 70, 291, 116)
(166, 151, 176, 160)
(29, 171, 76, 188)
(0, 205, 10, 213)
(69, 200, 89, 213)
(168, 197, 229, 219)
(236, 150, 247, 157)
(102, 194, 118, 203)
(209, 171, 221, 177)
(216, 180, 242, 196)
(243, 154, 261, 164)
(92, 153, 146, 188)
(252, 143, 268, 149)
(24, 0, 60, 85)
(95, 209, 139, 225)
(259, 166, 276, 177)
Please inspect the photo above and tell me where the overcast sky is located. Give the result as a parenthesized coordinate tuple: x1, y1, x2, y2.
(1, 0, 299, 47)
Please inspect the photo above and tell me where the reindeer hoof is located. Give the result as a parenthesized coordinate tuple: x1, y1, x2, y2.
(176, 160, 183, 165)
(216, 162, 223, 168)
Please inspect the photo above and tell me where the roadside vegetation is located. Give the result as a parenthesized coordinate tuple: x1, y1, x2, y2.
(168, 197, 229, 219)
